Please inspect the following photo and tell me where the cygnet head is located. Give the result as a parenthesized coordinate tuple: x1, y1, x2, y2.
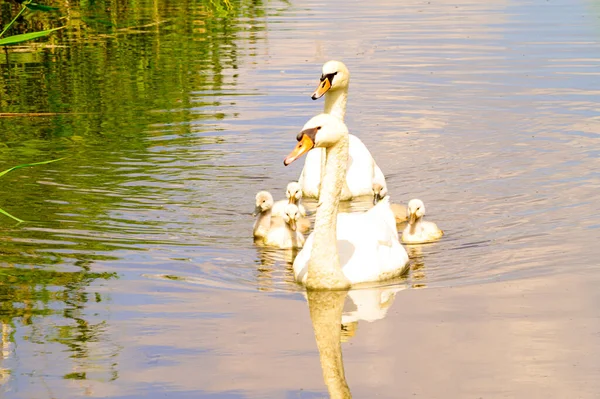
(286, 181, 303, 204)
(283, 203, 302, 231)
(407, 199, 426, 225)
(283, 114, 348, 166)
(311, 60, 350, 100)
(254, 191, 274, 216)
(372, 183, 388, 205)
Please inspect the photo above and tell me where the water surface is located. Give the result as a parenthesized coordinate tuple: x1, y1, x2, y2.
(1, 0, 599, 397)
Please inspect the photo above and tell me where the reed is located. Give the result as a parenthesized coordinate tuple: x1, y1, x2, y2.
(0, 0, 63, 47)
(0, 158, 64, 223)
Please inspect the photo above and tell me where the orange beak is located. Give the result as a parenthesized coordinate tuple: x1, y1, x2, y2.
(311, 77, 332, 100)
(284, 134, 315, 166)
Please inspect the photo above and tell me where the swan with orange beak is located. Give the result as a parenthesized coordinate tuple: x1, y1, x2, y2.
(284, 114, 409, 288)
(297, 60, 388, 201)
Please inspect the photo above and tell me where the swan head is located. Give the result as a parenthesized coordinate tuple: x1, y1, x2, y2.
(283, 114, 348, 166)
(407, 199, 426, 225)
(372, 183, 388, 205)
(253, 191, 274, 216)
(283, 203, 301, 231)
(286, 181, 303, 204)
(311, 60, 350, 100)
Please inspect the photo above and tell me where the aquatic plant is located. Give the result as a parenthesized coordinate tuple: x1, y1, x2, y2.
(0, 0, 63, 46)
(0, 158, 63, 223)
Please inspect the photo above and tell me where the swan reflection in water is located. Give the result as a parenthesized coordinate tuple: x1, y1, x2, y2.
(301, 243, 435, 397)
(405, 244, 428, 289)
(340, 285, 405, 342)
(254, 246, 300, 292)
(305, 282, 408, 398)
(254, 230, 434, 396)
(0, 322, 11, 386)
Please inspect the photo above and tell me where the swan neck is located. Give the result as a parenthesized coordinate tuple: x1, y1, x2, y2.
(324, 88, 347, 121)
(307, 136, 351, 290)
(307, 290, 352, 399)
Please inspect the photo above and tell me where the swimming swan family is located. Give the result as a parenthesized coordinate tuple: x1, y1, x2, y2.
(250, 60, 444, 288)
(284, 114, 409, 289)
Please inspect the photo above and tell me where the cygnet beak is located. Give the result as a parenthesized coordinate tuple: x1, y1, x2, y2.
(408, 212, 417, 225)
(288, 218, 297, 231)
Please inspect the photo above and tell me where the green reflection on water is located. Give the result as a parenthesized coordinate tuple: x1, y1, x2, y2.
(0, 266, 116, 323)
(0, 0, 269, 393)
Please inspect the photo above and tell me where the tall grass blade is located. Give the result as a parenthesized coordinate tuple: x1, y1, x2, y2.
(0, 27, 64, 46)
(0, 158, 64, 178)
(25, 2, 59, 12)
(0, 3, 29, 38)
(0, 208, 25, 224)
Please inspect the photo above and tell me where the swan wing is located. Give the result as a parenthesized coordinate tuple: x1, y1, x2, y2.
(373, 160, 387, 190)
(337, 199, 407, 283)
(294, 198, 408, 285)
(344, 135, 377, 197)
(292, 233, 313, 283)
(364, 196, 399, 242)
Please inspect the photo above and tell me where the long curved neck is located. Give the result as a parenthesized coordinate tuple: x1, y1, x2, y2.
(306, 136, 351, 290)
(324, 88, 347, 121)
(307, 290, 352, 399)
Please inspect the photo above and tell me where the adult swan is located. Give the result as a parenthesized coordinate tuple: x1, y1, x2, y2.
(298, 60, 388, 200)
(284, 114, 409, 290)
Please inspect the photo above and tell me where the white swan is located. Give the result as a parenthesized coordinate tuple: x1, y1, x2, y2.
(271, 181, 307, 217)
(298, 60, 388, 201)
(401, 199, 444, 244)
(284, 114, 409, 289)
(263, 203, 306, 249)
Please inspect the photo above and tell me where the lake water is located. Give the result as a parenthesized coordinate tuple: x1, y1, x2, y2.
(1, 0, 599, 397)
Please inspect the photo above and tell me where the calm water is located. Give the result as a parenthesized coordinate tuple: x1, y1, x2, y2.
(1, 0, 599, 397)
